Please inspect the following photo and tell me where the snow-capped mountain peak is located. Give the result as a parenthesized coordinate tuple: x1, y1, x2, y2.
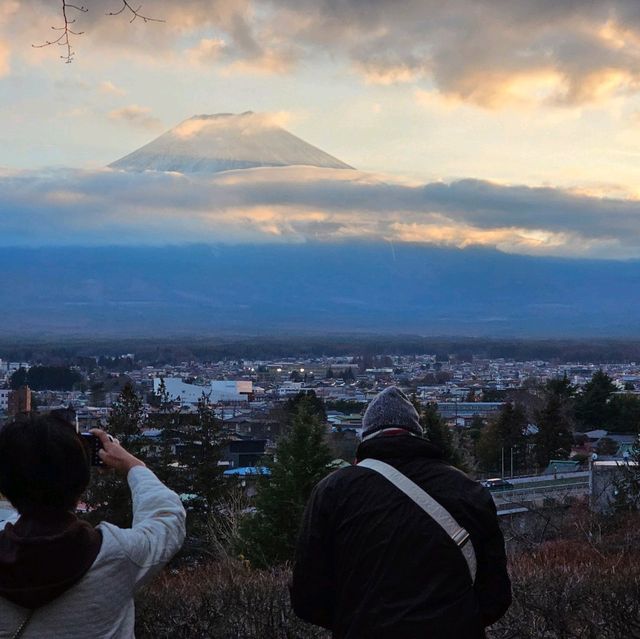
(109, 112, 354, 173)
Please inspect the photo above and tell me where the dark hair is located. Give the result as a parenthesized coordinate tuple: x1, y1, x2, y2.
(0, 412, 91, 513)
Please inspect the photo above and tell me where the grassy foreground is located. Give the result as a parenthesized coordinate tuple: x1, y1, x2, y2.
(136, 512, 640, 639)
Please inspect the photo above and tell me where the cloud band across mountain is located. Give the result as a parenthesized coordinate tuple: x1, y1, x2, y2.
(2, 165, 640, 258)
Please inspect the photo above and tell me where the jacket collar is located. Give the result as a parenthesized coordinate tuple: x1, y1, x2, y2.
(356, 433, 444, 463)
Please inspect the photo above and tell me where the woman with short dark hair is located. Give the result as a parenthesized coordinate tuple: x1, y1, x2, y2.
(0, 412, 186, 638)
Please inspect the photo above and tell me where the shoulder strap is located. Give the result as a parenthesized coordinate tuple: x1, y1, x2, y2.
(357, 458, 477, 582)
(12, 610, 33, 639)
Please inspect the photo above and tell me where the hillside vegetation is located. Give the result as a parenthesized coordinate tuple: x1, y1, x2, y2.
(136, 510, 640, 639)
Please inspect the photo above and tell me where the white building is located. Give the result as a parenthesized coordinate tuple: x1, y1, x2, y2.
(0, 389, 9, 414)
(153, 378, 252, 405)
(7, 363, 29, 374)
(276, 381, 304, 397)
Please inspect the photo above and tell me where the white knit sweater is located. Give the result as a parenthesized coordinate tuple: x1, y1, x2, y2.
(0, 466, 187, 638)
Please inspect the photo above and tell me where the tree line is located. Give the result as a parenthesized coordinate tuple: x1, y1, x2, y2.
(457, 371, 640, 476)
(80, 371, 640, 571)
(7, 336, 640, 365)
(10, 365, 83, 391)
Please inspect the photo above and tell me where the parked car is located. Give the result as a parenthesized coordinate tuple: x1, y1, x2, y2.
(481, 478, 514, 491)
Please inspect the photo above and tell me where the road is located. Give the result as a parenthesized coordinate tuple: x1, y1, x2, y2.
(492, 475, 589, 514)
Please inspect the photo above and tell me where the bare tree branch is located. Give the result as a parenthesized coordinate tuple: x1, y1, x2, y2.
(32, 0, 87, 64)
(33, 0, 164, 63)
(106, 1, 165, 24)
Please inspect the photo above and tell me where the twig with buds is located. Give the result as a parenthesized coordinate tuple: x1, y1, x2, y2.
(106, 1, 165, 24)
(32, 1, 87, 64)
(33, 0, 164, 63)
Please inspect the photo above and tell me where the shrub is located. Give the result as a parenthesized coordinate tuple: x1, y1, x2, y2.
(489, 517, 640, 639)
(136, 514, 640, 639)
(135, 559, 329, 639)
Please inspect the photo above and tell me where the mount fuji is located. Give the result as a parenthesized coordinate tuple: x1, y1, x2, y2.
(2, 113, 640, 338)
(109, 112, 353, 173)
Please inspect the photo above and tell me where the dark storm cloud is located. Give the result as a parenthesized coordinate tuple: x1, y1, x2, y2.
(1, 166, 640, 257)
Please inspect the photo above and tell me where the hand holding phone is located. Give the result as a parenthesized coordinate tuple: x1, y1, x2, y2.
(89, 429, 146, 475)
(80, 432, 105, 467)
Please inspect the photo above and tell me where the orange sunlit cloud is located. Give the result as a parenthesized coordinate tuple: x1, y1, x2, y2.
(5, 0, 640, 244)
(2, 165, 640, 258)
(0, 42, 9, 77)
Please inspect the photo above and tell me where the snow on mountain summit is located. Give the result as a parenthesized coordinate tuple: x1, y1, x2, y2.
(109, 112, 354, 173)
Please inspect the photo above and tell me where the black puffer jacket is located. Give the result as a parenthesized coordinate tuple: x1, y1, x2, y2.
(291, 435, 511, 639)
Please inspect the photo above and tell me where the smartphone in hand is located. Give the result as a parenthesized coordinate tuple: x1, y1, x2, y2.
(79, 432, 105, 467)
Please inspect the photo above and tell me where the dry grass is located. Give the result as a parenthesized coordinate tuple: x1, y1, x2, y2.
(135, 559, 329, 639)
(136, 513, 640, 639)
(489, 535, 640, 639)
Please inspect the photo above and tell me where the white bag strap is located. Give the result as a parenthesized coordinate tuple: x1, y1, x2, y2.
(358, 458, 477, 582)
(11, 610, 33, 639)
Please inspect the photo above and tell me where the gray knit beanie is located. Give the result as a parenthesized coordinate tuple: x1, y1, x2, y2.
(362, 386, 423, 439)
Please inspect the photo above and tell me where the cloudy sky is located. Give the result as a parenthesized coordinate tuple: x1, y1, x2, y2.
(3, 0, 640, 257)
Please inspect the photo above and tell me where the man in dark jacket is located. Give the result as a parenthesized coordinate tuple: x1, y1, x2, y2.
(291, 386, 511, 639)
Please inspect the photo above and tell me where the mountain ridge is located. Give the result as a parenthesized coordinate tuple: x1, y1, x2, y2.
(109, 112, 354, 174)
(1, 243, 639, 337)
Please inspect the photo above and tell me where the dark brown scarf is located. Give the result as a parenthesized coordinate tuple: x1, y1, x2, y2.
(0, 509, 102, 609)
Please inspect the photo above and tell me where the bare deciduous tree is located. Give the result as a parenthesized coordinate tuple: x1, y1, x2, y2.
(33, 0, 164, 64)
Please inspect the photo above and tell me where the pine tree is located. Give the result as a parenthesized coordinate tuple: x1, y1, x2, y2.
(420, 402, 467, 471)
(533, 377, 574, 468)
(107, 382, 143, 446)
(607, 394, 640, 434)
(149, 378, 183, 486)
(186, 394, 225, 531)
(239, 398, 332, 567)
(285, 390, 326, 422)
(575, 370, 616, 430)
(83, 383, 145, 528)
(342, 367, 355, 382)
(477, 402, 528, 474)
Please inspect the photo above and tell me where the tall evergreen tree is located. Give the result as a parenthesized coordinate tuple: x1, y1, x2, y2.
(107, 382, 143, 446)
(149, 378, 184, 486)
(477, 402, 529, 474)
(84, 383, 145, 528)
(239, 399, 332, 567)
(341, 368, 356, 382)
(607, 394, 640, 434)
(285, 390, 326, 422)
(420, 403, 467, 471)
(574, 370, 617, 430)
(188, 395, 225, 522)
(533, 377, 574, 468)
